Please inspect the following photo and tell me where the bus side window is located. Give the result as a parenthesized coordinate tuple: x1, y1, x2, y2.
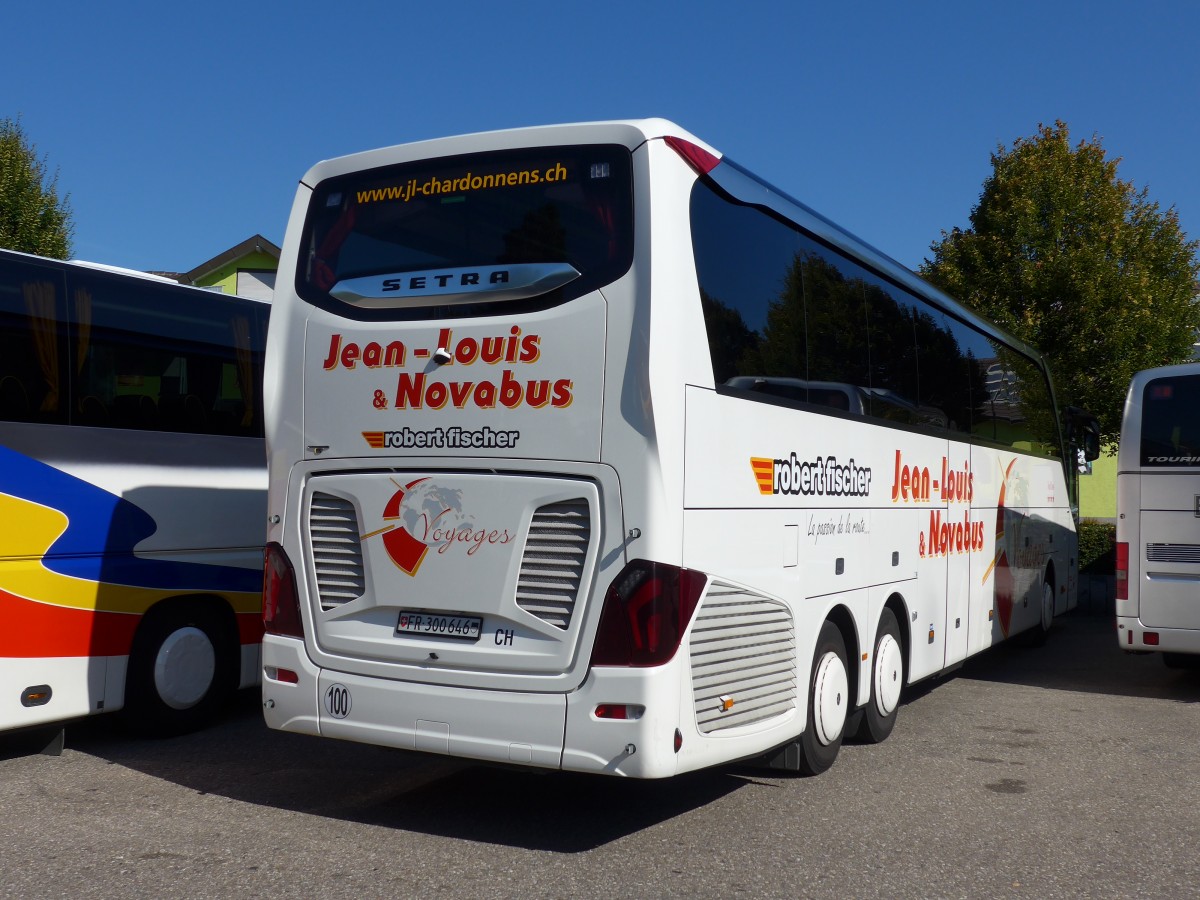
(691, 178, 805, 390)
(912, 303, 979, 437)
(796, 235, 871, 408)
(861, 272, 920, 425)
(0, 257, 69, 425)
(66, 269, 266, 438)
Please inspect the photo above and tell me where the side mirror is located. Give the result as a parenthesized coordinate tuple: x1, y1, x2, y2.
(1065, 406, 1101, 463)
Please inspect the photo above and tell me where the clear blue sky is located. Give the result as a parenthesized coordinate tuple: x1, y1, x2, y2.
(5, 1, 1199, 276)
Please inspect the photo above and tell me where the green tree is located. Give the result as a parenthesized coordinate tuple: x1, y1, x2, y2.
(921, 120, 1200, 444)
(0, 117, 73, 258)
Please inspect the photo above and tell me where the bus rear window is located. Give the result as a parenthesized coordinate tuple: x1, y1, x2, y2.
(298, 144, 634, 320)
(1141, 374, 1200, 466)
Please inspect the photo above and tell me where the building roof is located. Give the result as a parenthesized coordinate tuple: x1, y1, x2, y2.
(182, 234, 280, 285)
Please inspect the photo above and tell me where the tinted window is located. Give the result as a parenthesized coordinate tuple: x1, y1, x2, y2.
(0, 255, 69, 425)
(299, 145, 634, 320)
(1140, 375, 1200, 466)
(922, 309, 989, 436)
(68, 269, 266, 437)
(690, 177, 1061, 458)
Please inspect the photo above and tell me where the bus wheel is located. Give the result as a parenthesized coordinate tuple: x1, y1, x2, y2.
(1026, 579, 1055, 647)
(123, 603, 236, 736)
(797, 620, 848, 776)
(856, 608, 903, 744)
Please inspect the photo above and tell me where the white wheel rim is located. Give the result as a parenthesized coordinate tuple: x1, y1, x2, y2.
(812, 650, 848, 746)
(153, 626, 216, 710)
(1042, 582, 1054, 630)
(873, 633, 903, 717)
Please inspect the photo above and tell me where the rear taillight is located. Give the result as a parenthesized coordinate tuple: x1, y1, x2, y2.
(263, 542, 304, 638)
(663, 135, 721, 175)
(590, 560, 707, 667)
(594, 704, 645, 720)
(1115, 541, 1129, 601)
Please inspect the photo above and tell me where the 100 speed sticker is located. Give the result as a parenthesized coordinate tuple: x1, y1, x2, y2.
(324, 683, 352, 719)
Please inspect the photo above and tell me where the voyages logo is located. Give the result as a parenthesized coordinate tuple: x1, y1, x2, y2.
(364, 477, 514, 576)
(751, 453, 872, 498)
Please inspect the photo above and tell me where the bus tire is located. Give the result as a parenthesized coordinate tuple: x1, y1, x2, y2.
(122, 601, 237, 736)
(1024, 579, 1055, 647)
(856, 607, 903, 744)
(797, 620, 849, 776)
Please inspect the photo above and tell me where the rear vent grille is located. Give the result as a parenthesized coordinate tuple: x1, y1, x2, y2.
(690, 584, 796, 734)
(515, 499, 591, 629)
(308, 492, 366, 610)
(1146, 543, 1200, 564)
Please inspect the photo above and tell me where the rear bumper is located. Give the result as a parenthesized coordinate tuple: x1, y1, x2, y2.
(263, 634, 565, 766)
(1116, 616, 1200, 655)
(261, 634, 699, 777)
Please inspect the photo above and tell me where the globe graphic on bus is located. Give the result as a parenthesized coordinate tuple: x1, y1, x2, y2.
(397, 480, 472, 544)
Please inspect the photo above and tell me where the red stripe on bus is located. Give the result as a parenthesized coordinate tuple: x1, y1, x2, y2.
(0, 590, 138, 658)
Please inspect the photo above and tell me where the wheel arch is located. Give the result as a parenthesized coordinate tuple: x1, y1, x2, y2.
(125, 593, 241, 700)
(1044, 559, 1058, 613)
(824, 603, 860, 721)
(883, 591, 911, 684)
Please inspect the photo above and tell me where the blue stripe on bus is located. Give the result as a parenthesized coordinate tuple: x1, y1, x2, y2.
(0, 444, 261, 594)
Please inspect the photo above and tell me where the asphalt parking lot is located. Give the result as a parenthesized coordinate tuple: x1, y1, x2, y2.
(2, 612, 1198, 899)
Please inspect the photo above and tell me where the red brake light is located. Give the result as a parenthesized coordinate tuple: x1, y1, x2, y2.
(590, 560, 707, 667)
(265, 666, 300, 684)
(263, 542, 304, 638)
(663, 136, 721, 175)
(594, 704, 629, 720)
(1115, 541, 1129, 601)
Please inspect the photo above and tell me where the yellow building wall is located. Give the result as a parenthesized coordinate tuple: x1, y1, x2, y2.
(191, 251, 279, 295)
(1077, 444, 1117, 520)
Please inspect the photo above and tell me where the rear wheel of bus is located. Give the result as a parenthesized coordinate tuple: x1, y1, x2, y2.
(122, 600, 238, 736)
(797, 620, 849, 776)
(1021, 577, 1056, 647)
(855, 607, 903, 744)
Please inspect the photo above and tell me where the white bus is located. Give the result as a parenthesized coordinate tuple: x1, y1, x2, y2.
(1116, 363, 1200, 666)
(262, 119, 1097, 777)
(0, 248, 268, 747)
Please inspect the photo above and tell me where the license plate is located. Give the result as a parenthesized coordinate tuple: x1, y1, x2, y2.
(396, 610, 483, 641)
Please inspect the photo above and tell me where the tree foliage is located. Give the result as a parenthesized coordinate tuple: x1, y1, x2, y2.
(921, 121, 1200, 444)
(0, 116, 73, 259)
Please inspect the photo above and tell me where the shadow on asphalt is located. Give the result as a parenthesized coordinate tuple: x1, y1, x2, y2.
(954, 611, 1200, 702)
(29, 611, 1197, 850)
(55, 690, 747, 853)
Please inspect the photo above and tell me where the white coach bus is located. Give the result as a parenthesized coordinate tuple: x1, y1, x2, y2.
(0, 248, 268, 747)
(262, 119, 1098, 777)
(1116, 363, 1200, 665)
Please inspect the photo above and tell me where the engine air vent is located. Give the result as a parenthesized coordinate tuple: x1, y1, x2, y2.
(1147, 543, 1200, 564)
(690, 584, 796, 734)
(308, 492, 366, 610)
(515, 499, 591, 629)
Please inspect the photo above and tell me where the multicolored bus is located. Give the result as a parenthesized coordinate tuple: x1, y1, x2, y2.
(1117, 363, 1200, 666)
(0, 248, 268, 746)
(261, 120, 1097, 777)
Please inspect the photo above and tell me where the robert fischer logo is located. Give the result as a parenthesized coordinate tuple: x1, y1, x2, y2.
(363, 426, 520, 450)
(751, 453, 873, 498)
